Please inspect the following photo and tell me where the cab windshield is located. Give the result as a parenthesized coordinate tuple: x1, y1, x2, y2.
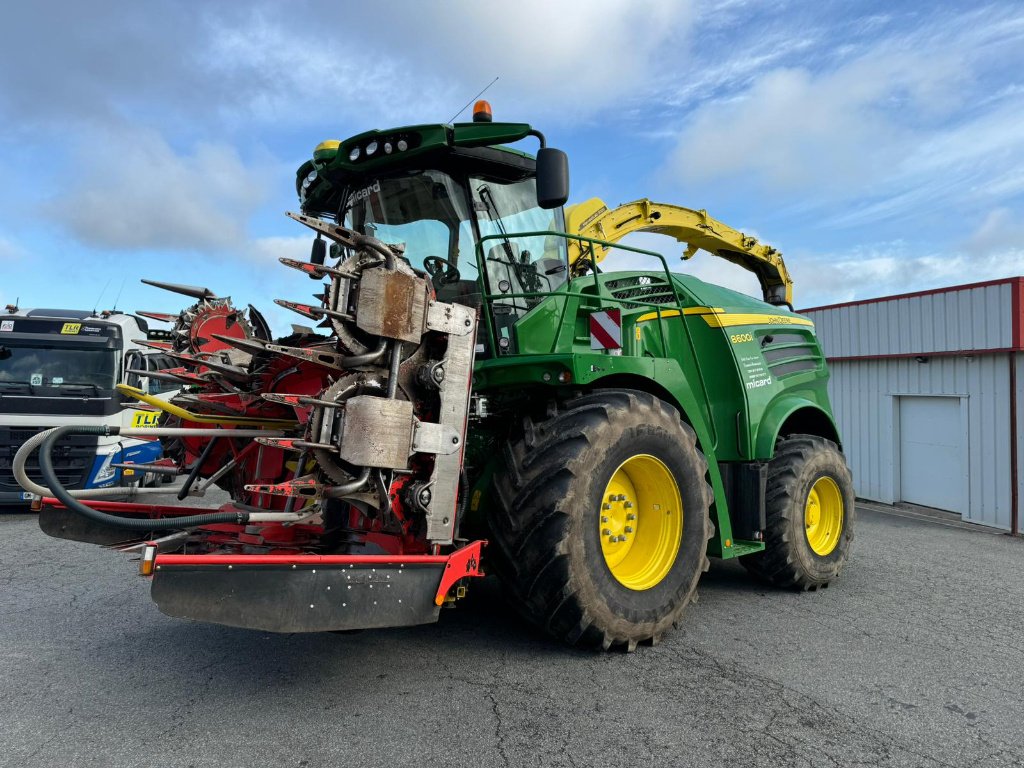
(0, 342, 116, 393)
(339, 169, 571, 356)
(341, 170, 480, 305)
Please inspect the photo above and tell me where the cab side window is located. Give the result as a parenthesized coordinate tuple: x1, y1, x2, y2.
(145, 353, 178, 394)
(123, 351, 144, 389)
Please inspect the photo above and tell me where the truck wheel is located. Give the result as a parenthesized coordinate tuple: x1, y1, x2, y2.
(742, 434, 854, 590)
(488, 389, 713, 650)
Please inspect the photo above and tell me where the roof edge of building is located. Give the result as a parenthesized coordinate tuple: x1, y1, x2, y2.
(800, 276, 1024, 314)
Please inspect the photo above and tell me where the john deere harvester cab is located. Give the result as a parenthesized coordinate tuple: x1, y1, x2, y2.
(26, 104, 853, 650)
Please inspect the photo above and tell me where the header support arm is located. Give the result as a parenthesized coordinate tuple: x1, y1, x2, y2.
(565, 198, 793, 307)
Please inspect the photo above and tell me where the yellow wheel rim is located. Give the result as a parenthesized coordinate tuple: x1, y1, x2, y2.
(599, 455, 683, 591)
(805, 476, 843, 556)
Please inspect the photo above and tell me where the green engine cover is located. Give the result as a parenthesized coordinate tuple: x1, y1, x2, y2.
(472, 269, 839, 559)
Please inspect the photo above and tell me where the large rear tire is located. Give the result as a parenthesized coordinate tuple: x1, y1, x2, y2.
(487, 390, 713, 650)
(742, 434, 854, 589)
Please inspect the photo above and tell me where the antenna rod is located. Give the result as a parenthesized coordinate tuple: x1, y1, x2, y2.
(448, 76, 499, 123)
(93, 278, 111, 315)
(111, 278, 127, 312)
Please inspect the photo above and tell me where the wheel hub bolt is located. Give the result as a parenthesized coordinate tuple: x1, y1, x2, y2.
(623, 501, 633, 509)
(603, 503, 612, 511)
(602, 528, 611, 536)
(624, 526, 634, 533)
(601, 515, 609, 523)
(626, 513, 636, 520)
(617, 535, 627, 542)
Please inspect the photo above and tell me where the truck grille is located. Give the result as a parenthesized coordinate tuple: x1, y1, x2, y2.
(0, 426, 99, 493)
(759, 331, 821, 377)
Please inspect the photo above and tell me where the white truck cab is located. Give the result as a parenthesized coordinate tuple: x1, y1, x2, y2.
(0, 307, 177, 505)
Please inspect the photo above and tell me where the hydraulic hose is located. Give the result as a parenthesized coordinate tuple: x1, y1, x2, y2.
(178, 436, 218, 501)
(36, 426, 250, 531)
(386, 342, 403, 398)
(332, 237, 397, 370)
(353, 233, 397, 271)
(338, 338, 388, 368)
(324, 467, 371, 498)
(14, 427, 283, 500)
(14, 429, 170, 500)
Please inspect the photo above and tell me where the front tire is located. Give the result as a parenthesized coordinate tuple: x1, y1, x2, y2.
(742, 434, 854, 589)
(487, 390, 713, 650)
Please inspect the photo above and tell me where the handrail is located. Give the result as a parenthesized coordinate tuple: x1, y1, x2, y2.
(474, 230, 688, 355)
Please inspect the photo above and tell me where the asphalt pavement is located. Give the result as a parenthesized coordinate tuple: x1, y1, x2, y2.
(1, 498, 1022, 768)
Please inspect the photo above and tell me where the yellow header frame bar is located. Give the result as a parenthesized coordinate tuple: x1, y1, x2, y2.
(565, 198, 794, 306)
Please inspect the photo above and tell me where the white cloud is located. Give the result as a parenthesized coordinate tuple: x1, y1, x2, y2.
(201, 13, 448, 128)
(0, 1, 695, 135)
(669, 49, 965, 194)
(202, 0, 695, 125)
(797, 241, 1024, 309)
(248, 235, 313, 264)
(664, 4, 1024, 243)
(394, 0, 693, 116)
(54, 127, 268, 252)
(963, 208, 1024, 256)
(820, 97, 1024, 229)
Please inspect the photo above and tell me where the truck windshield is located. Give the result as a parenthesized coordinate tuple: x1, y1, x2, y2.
(341, 170, 480, 304)
(0, 342, 116, 392)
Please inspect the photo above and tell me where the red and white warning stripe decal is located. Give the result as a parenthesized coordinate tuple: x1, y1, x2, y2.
(590, 309, 622, 350)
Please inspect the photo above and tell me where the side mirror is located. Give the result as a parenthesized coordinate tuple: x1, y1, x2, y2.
(536, 147, 570, 209)
(310, 236, 327, 266)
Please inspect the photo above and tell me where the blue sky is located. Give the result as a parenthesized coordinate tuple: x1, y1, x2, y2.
(1, 0, 1022, 331)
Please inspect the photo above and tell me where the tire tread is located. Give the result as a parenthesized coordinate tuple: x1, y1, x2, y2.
(488, 389, 713, 649)
(743, 434, 855, 589)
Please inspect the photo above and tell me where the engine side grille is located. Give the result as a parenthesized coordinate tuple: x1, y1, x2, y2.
(605, 275, 678, 306)
(759, 331, 821, 378)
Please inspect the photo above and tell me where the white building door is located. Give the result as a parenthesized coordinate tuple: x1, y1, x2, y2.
(898, 396, 967, 514)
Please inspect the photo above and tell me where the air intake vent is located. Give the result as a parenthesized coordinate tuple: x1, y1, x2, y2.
(604, 275, 677, 306)
(760, 331, 821, 378)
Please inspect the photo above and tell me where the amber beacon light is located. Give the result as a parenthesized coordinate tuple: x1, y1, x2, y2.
(472, 100, 493, 122)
